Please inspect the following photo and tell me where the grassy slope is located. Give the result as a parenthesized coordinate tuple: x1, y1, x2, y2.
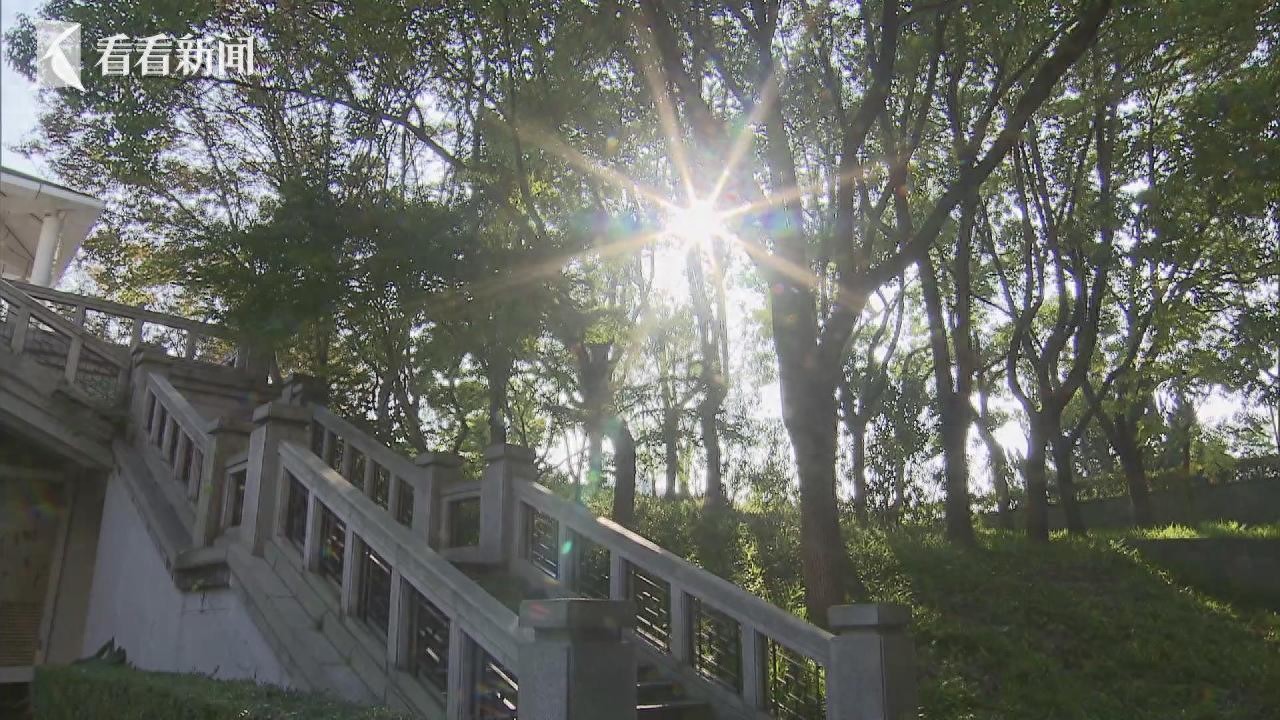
(626, 498, 1280, 720)
(33, 663, 407, 720)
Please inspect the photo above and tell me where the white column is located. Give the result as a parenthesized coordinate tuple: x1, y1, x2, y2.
(31, 212, 64, 286)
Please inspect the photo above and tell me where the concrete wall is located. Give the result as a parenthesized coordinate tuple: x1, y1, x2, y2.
(1134, 538, 1280, 603)
(986, 477, 1280, 530)
(43, 477, 105, 663)
(82, 473, 291, 685)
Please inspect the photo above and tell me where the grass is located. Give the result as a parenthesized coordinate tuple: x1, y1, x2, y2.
(627, 498, 1280, 720)
(863, 530, 1280, 720)
(1127, 521, 1280, 541)
(32, 663, 407, 720)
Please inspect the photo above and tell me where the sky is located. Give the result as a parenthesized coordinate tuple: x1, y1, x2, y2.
(1, 0, 44, 176)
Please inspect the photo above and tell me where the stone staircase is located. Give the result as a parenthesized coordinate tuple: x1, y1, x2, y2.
(1, 279, 918, 720)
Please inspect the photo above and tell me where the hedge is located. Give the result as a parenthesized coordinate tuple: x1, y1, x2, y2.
(33, 663, 406, 720)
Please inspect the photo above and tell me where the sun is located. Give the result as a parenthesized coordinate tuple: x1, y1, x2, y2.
(665, 200, 727, 246)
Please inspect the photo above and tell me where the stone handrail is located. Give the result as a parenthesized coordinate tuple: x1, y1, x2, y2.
(278, 441, 523, 715)
(138, 372, 211, 508)
(1, 278, 129, 403)
(308, 405, 462, 550)
(516, 481, 833, 660)
(312, 405, 423, 495)
(10, 279, 232, 361)
(513, 480, 836, 717)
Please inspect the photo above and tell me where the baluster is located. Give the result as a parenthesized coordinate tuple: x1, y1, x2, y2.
(340, 526, 358, 615)
(669, 585, 692, 665)
(148, 398, 165, 445)
(185, 330, 199, 359)
(362, 456, 377, 500)
(387, 475, 401, 520)
(322, 429, 336, 468)
(174, 433, 190, 485)
(71, 304, 86, 327)
(10, 306, 30, 353)
(741, 626, 767, 709)
(303, 492, 323, 573)
(386, 568, 406, 670)
(64, 334, 83, 384)
(557, 524, 579, 591)
(160, 418, 176, 463)
(186, 441, 203, 501)
(609, 551, 628, 601)
(129, 317, 143, 348)
(339, 440, 355, 481)
(445, 624, 476, 720)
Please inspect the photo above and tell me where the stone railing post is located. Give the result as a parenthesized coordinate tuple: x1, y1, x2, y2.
(241, 402, 310, 555)
(518, 599, 638, 720)
(192, 417, 251, 546)
(826, 604, 917, 720)
(413, 451, 462, 549)
(480, 443, 533, 564)
(128, 347, 172, 433)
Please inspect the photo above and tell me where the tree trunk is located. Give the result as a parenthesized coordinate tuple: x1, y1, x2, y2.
(1050, 432, 1086, 535)
(375, 370, 393, 440)
(487, 354, 511, 445)
(1113, 414, 1153, 527)
(787, 391, 861, 624)
(688, 245, 727, 508)
(700, 400, 724, 507)
(919, 255, 975, 544)
(662, 408, 680, 499)
(1023, 418, 1051, 542)
(584, 428, 603, 502)
(850, 420, 868, 523)
(610, 418, 637, 528)
(976, 420, 1014, 529)
(890, 457, 906, 525)
(940, 394, 976, 544)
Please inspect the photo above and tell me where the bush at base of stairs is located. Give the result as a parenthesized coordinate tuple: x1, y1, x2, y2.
(33, 663, 406, 720)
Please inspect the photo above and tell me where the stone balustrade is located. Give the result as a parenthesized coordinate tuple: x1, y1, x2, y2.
(1, 279, 129, 403)
(274, 441, 526, 719)
(512, 479, 844, 718)
(135, 372, 213, 526)
(9, 279, 235, 362)
(116, 360, 916, 720)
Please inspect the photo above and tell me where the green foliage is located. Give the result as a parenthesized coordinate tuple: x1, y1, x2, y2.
(32, 663, 406, 720)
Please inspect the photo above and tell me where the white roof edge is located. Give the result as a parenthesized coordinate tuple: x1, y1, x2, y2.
(1, 168, 106, 213)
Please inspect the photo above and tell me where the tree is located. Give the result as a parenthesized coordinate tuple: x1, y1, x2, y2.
(628, 0, 1113, 620)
